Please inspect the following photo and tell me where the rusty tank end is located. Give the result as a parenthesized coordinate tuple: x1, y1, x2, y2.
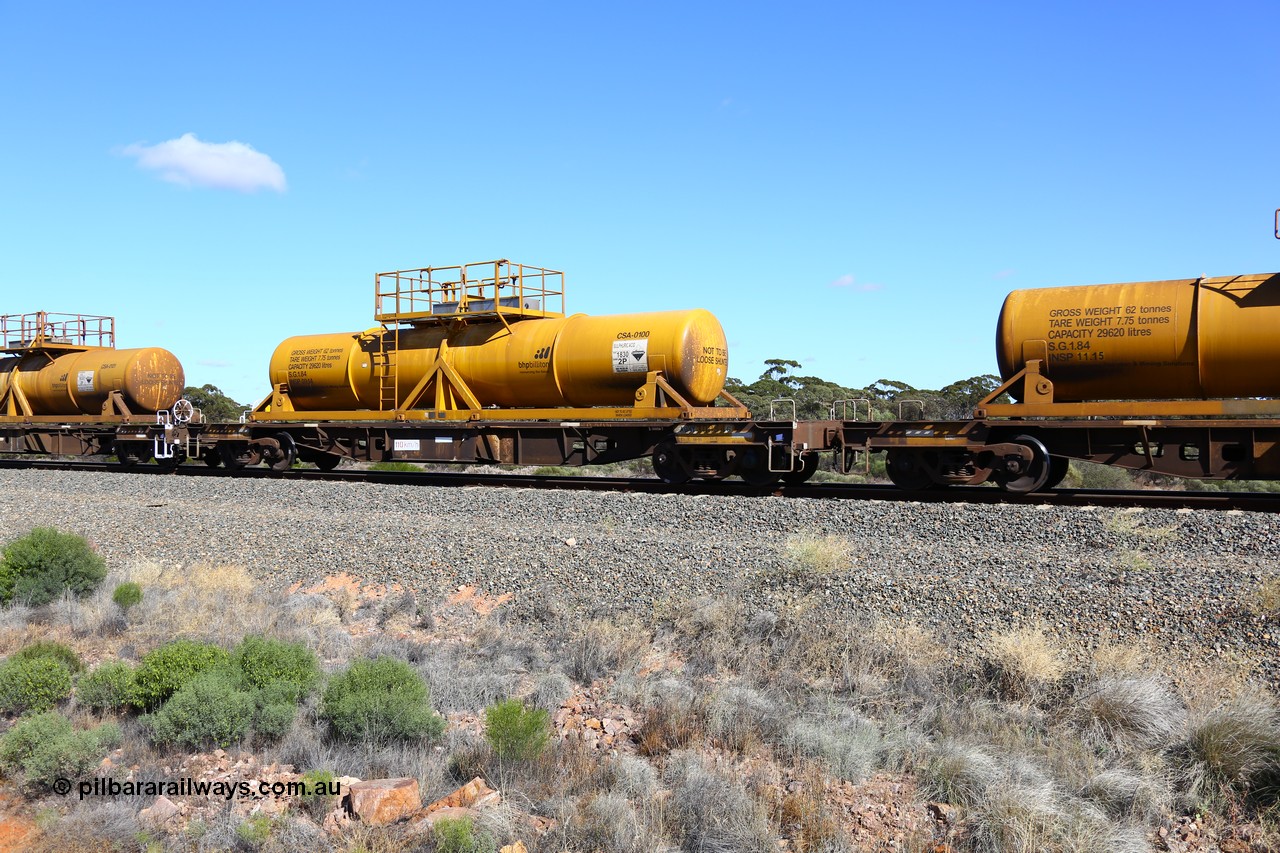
(0, 347, 187, 415)
(269, 308, 729, 411)
(996, 272, 1280, 401)
(0, 312, 185, 415)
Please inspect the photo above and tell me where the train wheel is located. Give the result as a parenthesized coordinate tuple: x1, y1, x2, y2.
(1044, 455, 1070, 489)
(117, 442, 154, 468)
(267, 433, 297, 472)
(219, 443, 259, 470)
(993, 435, 1050, 493)
(884, 450, 934, 491)
(740, 464, 780, 486)
(155, 445, 187, 472)
(202, 449, 222, 467)
(312, 453, 342, 471)
(652, 443, 691, 485)
(736, 447, 780, 486)
(781, 453, 819, 485)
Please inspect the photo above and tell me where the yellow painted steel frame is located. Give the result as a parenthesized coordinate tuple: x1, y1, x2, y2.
(0, 389, 136, 422)
(976, 359, 1280, 418)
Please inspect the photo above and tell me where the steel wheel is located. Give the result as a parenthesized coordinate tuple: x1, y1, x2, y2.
(219, 443, 258, 470)
(884, 450, 934, 491)
(116, 442, 146, 468)
(737, 447, 780, 486)
(993, 434, 1051, 493)
(1044, 455, 1070, 489)
(268, 433, 297, 472)
(155, 445, 187, 471)
(652, 442, 691, 485)
(781, 453, 819, 485)
(312, 453, 342, 471)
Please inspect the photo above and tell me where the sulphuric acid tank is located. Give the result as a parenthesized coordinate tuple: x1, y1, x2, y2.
(0, 347, 186, 415)
(995, 272, 1280, 401)
(268, 309, 730, 410)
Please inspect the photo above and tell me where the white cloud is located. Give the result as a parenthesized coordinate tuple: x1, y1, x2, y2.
(829, 274, 882, 292)
(122, 133, 286, 193)
(198, 359, 231, 368)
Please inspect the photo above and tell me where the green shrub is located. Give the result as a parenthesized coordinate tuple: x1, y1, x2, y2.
(0, 527, 108, 605)
(111, 581, 143, 612)
(299, 769, 338, 820)
(433, 814, 495, 853)
(369, 461, 421, 472)
(146, 670, 255, 748)
(253, 699, 296, 740)
(321, 657, 445, 742)
(234, 813, 274, 847)
(234, 635, 319, 701)
(77, 661, 138, 712)
(0, 711, 121, 790)
(484, 698, 550, 761)
(10, 640, 83, 673)
(0, 656, 74, 713)
(133, 639, 230, 710)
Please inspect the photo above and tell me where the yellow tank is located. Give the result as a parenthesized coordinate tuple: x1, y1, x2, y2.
(996, 273, 1280, 400)
(0, 347, 186, 415)
(269, 309, 730, 410)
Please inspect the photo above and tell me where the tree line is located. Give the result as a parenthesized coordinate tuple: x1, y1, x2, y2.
(725, 359, 1008, 421)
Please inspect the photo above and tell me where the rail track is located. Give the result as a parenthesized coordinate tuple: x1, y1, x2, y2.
(2, 457, 1277, 513)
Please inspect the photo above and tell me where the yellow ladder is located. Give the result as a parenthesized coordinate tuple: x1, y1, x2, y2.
(375, 326, 399, 411)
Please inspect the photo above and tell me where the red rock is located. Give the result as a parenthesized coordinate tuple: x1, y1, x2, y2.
(322, 808, 353, 835)
(346, 778, 422, 825)
(422, 777, 500, 813)
(138, 796, 182, 830)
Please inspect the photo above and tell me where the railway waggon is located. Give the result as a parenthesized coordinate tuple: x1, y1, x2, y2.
(4, 260, 1280, 494)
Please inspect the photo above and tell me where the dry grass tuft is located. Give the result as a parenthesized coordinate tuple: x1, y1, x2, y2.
(1103, 510, 1178, 544)
(982, 626, 1067, 699)
(969, 776, 1063, 853)
(102, 561, 272, 645)
(25, 801, 139, 852)
(570, 792, 668, 853)
(1088, 641, 1155, 678)
(1181, 691, 1280, 808)
(707, 682, 787, 754)
(775, 764, 843, 853)
(664, 750, 777, 853)
(1074, 676, 1185, 751)
(782, 534, 851, 576)
(636, 679, 705, 757)
(1080, 767, 1170, 822)
(921, 742, 1003, 807)
(784, 709, 882, 782)
(565, 617, 650, 684)
(1250, 575, 1280, 617)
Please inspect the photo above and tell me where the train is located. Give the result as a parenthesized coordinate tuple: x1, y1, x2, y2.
(4, 259, 1280, 494)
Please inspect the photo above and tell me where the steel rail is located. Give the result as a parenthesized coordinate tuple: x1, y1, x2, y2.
(0, 458, 1276, 513)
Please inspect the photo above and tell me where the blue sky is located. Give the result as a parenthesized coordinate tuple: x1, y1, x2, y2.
(3, 2, 1278, 405)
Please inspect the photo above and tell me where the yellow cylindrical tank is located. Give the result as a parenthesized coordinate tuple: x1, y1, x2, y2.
(269, 309, 730, 410)
(0, 347, 186, 415)
(996, 273, 1280, 400)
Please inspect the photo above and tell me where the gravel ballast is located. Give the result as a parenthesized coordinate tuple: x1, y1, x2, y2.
(1, 469, 1276, 682)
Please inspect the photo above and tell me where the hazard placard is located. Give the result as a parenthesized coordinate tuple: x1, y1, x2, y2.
(612, 340, 648, 374)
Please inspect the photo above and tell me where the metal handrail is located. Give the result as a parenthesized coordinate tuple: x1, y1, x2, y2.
(374, 260, 565, 323)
